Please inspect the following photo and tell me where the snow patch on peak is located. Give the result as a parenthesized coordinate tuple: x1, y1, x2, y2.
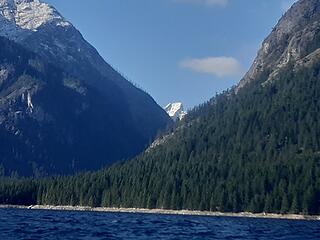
(164, 102, 187, 121)
(0, 0, 70, 33)
(165, 102, 182, 115)
(15, 0, 70, 30)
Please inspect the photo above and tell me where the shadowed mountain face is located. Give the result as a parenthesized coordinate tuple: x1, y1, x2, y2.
(0, 0, 171, 176)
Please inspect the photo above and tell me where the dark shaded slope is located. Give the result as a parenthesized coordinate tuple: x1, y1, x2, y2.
(0, 0, 172, 176)
(17, 13, 171, 144)
(0, 36, 160, 176)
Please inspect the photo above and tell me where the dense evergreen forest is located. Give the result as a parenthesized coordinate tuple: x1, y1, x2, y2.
(0, 60, 320, 215)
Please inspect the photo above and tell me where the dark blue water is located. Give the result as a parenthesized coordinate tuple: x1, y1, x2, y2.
(0, 208, 319, 240)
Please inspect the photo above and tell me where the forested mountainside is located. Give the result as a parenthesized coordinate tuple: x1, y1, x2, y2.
(0, 0, 171, 176)
(0, 0, 319, 214)
(2, 60, 319, 214)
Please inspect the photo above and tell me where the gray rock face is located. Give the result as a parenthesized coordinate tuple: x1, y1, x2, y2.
(237, 0, 320, 91)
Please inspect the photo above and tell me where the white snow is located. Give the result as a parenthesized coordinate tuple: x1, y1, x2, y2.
(164, 102, 187, 121)
(0, 0, 70, 39)
(27, 91, 33, 111)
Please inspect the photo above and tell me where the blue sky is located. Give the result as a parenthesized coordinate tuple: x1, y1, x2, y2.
(46, 0, 297, 109)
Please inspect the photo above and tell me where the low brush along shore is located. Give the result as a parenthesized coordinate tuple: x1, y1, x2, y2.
(0, 205, 319, 221)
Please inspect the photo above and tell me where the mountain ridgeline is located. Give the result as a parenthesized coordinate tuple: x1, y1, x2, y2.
(1, 0, 320, 214)
(0, 0, 171, 176)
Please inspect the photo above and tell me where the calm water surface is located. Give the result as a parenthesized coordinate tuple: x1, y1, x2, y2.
(0, 208, 319, 239)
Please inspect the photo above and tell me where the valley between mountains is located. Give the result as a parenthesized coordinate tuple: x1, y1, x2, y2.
(0, 0, 320, 216)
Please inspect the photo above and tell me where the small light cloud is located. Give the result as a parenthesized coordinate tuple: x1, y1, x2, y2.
(174, 0, 228, 7)
(180, 56, 243, 78)
(281, 0, 297, 12)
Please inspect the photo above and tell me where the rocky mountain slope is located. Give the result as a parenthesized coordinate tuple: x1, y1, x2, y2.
(0, 0, 171, 176)
(237, 0, 320, 90)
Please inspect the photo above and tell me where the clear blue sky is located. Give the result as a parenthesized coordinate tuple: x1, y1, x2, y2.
(46, 0, 297, 109)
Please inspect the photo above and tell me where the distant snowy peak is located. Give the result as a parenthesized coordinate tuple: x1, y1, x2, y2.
(0, 0, 70, 34)
(164, 102, 187, 121)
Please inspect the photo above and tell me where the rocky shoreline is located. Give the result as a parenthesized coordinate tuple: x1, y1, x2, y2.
(0, 205, 319, 221)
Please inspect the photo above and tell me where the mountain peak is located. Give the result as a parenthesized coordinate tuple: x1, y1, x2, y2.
(237, 0, 320, 91)
(0, 0, 70, 33)
(165, 102, 187, 121)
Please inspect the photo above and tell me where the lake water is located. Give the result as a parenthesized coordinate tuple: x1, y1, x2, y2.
(0, 208, 319, 239)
